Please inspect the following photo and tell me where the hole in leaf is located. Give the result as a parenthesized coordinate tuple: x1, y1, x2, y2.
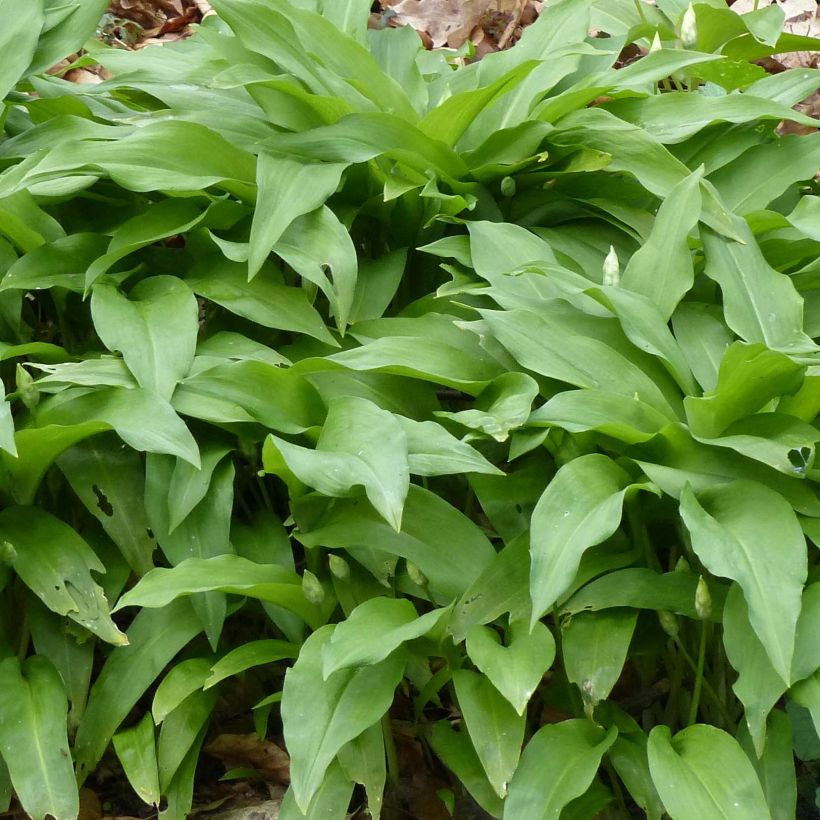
(92, 484, 114, 517)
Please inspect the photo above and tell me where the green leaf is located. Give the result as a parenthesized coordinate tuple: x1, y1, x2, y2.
(429, 721, 504, 818)
(279, 759, 354, 820)
(671, 303, 732, 393)
(322, 598, 446, 677)
(608, 734, 664, 820)
(152, 658, 212, 724)
(701, 215, 816, 355)
(453, 669, 525, 799)
(282, 625, 405, 811)
(205, 639, 298, 688)
(684, 342, 804, 439)
(464, 620, 554, 715)
(0, 506, 126, 645)
(0, 0, 43, 99)
(337, 723, 385, 820)
(74, 599, 203, 782)
(294, 486, 496, 599)
(112, 713, 161, 807)
(186, 256, 337, 346)
(0, 656, 79, 820)
(158, 688, 218, 791)
(530, 454, 640, 623)
(563, 609, 637, 711)
(738, 710, 797, 820)
(647, 724, 771, 819)
(113, 554, 323, 629)
(680, 480, 806, 683)
(504, 720, 617, 819)
(265, 396, 409, 530)
(91, 277, 198, 400)
(58, 435, 155, 576)
(621, 168, 702, 320)
(250, 155, 347, 279)
(29, 0, 109, 75)
(36, 387, 200, 467)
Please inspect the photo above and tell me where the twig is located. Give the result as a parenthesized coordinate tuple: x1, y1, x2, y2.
(497, 0, 526, 50)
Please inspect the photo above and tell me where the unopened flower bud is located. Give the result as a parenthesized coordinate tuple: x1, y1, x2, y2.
(500, 176, 516, 197)
(695, 576, 712, 621)
(602, 246, 620, 286)
(674, 556, 691, 573)
(328, 554, 350, 580)
(649, 32, 662, 53)
(16, 364, 39, 409)
(658, 610, 679, 639)
(406, 560, 427, 587)
(680, 3, 698, 49)
(302, 570, 325, 605)
(0, 541, 16, 565)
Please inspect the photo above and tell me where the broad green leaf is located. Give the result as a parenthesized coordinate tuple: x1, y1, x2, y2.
(58, 435, 155, 576)
(723, 581, 787, 753)
(563, 609, 637, 711)
(337, 723, 385, 820)
(158, 688, 218, 791)
(0, 388, 14, 458)
(505, 720, 617, 819)
(264, 396, 409, 530)
(112, 713, 160, 807)
(348, 248, 407, 324)
(702, 216, 816, 354)
(671, 303, 732, 393)
(480, 307, 680, 418)
(709, 133, 820, 215)
(322, 598, 446, 677)
(275, 205, 358, 332)
(529, 389, 672, 444)
(152, 658, 212, 724)
(186, 256, 336, 346)
(453, 669, 525, 799)
(530, 454, 640, 623)
(85, 199, 208, 290)
(684, 342, 804, 439)
(648, 725, 772, 819)
(429, 721, 504, 818)
(680, 481, 806, 684)
(450, 535, 531, 642)
(250, 155, 347, 279)
(27, 597, 93, 729)
(562, 568, 723, 621)
(205, 640, 298, 688)
(282, 625, 405, 811)
(195, 331, 290, 369)
(294, 486, 496, 599)
(0, 656, 78, 820)
(167, 440, 232, 533)
(608, 734, 664, 820)
(790, 672, 820, 741)
(0, 0, 43, 99)
(36, 387, 200, 467)
(74, 599, 203, 782)
(0, 233, 107, 294)
(279, 759, 354, 820)
(465, 620, 554, 716)
(113, 554, 323, 629)
(398, 416, 501, 476)
(788, 195, 820, 242)
(176, 360, 324, 434)
(91, 277, 198, 400)
(793, 583, 820, 684)
(467, 221, 557, 281)
(158, 725, 206, 820)
(739, 710, 797, 820)
(0, 506, 125, 645)
(28, 0, 109, 75)
(621, 168, 702, 320)
(436, 372, 539, 442)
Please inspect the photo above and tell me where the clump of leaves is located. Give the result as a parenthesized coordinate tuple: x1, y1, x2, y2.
(0, 0, 819, 818)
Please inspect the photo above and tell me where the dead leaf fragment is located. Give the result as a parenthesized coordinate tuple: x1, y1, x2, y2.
(205, 734, 291, 784)
(388, 0, 517, 48)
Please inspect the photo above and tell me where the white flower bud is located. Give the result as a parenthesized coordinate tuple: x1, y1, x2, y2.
(602, 245, 620, 286)
(680, 3, 698, 50)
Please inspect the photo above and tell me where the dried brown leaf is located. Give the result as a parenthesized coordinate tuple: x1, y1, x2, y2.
(204, 734, 291, 785)
(388, 0, 517, 48)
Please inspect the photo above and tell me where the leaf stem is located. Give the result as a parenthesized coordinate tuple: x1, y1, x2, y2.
(687, 622, 707, 725)
(382, 712, 400, 787)
(673, 635, 733, 725)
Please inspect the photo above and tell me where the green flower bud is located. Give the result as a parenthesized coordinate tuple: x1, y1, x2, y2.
(500, 176, 516, 197)
(406, 560, 427, 588)
(602, 245, 620, 286)
(649, 32, 662, 53)
(658, 610, 679, 639)
(0, 541, 16, 565)
(16, 364, 39, 409)
(674, 556, 691, 574)
(695, 576, 712, 621)
(680, 3, 698, 49)
(328, 554, 350, 580)
(302, 570, 325, 605)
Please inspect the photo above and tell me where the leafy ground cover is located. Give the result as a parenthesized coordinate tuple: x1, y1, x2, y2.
(1, 0, 820, 818)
